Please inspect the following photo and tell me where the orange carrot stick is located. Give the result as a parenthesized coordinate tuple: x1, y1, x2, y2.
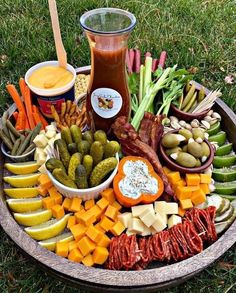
(19, 78, 26, 101)
(6, 84, 29, 129)
(15, 111, 25, 131)
(24, 86, 35, 130)
(12, 111, 19, 122)
(35, 107, 48, 128)
(32, 106, 43, 130)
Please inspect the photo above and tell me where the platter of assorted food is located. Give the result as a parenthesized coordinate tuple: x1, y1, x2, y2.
(0, 5, 236, 293)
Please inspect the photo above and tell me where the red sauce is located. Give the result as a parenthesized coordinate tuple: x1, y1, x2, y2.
(86, 34, 131, 132)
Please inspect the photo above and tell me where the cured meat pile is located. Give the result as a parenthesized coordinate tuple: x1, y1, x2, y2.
(106, 207, 217, 270)
(111, 115, 174, 197)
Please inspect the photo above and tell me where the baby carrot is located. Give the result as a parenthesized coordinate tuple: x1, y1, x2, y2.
(24, 86, 35, 129)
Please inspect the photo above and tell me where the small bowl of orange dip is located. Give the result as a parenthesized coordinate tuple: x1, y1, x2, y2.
(25, 61, 76, 118)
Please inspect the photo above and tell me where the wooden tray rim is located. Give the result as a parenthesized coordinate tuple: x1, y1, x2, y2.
(0, 68, 235, 292)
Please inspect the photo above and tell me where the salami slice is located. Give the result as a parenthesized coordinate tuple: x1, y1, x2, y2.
(170, 224, 189, 260)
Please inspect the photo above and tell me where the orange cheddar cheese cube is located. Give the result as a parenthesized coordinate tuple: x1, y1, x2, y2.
(110, 221, 125, 236)
(94, 223, 105, 233)
(186, 174, 200, 186)
(175, 186, 192, 200)
(51, 193, 63, 205)
(74, 209, 86, 223)
(48, 186, 59, 197)
(163, 166, 171, 175)
(89, 205, 102, 220)
(178, 207, 186, 217)
(173, 179, 186, 188)
(67, 216, 77, 229)
(68, 248, 83, 263)
(191, 189, 207, 206)
(55, 242, 69, 258)
(101, 188, 115, 204)
(167, 172, 181, 184)
(86, 225, 102, 243)
(180, 199, 193, 210)
(62, 198, 72, 211)
(82, 253, 94, 267)
(97, 234, 111, 248)
(70, 223, 87, 242)
(99, 216, 114, 232)
(37, 185, 48, 196)
(38, 174, 53, 190)
(77, 236, 96, 256)
(84, 199, 95, 210)
(200, 173, 211, 184)
(111, 201, 122, 211)
(51, 204, 65, 219)
(42, 197, 55, 210)
(105, 205, 118, 220)
(69, 198, 82, 212)
(79, 210, 96, 226)
(68, 241, 77, 252)
(93, 246, 109, 265)
(96, 197, 109, 211)
(200, 183, 210, 194)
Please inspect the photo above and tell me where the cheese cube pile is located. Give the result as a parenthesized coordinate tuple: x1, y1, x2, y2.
(33, 123, 61, 173)
(163, 167, 213, 212)
(119, 201, 181, 236)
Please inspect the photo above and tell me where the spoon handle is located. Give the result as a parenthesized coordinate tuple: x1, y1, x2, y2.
(48, 0, 67, 68)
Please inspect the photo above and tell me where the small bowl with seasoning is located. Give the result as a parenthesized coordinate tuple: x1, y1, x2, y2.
(159, 129, 214, 173)
(170, 81, 221, 122)
(25, 61, 76, 119)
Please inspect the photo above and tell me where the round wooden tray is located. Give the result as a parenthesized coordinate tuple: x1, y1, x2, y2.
(0, 67, 236, 292)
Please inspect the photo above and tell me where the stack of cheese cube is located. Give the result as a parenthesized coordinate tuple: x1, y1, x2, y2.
(118, 201, 181, 237)
(33, 123, 61, 173)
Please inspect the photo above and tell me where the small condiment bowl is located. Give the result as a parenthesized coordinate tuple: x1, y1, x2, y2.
(170, 81, 211, 122)
(1, 142, 35, 163)
(159, 130, 214, 173)
(46, 153, 119, 200)
(25, 60, 76, 118)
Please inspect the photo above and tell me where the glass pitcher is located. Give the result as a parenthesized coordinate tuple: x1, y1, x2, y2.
(80, 8, 136, 132)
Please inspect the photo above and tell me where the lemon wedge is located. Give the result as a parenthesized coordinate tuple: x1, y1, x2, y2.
(38, 232, 74, 251)
(4, 188, 39, 199)
(4, 173, 40, 188)
(13, 209, 52, 226)
(4, 161, 40, 175)
(25, 214, 71, 241)
(7, 198, 42, 213)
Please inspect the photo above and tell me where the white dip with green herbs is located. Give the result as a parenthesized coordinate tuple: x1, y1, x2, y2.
(118, 160, 158, 199)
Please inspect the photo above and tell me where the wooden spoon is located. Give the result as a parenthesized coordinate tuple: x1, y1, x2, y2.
(48, 0, 67, 69)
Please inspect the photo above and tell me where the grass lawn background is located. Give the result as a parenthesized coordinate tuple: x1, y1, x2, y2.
(0, 0, 236, 292)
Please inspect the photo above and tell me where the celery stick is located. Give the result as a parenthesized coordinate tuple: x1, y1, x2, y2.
(138, 65, 145, 105)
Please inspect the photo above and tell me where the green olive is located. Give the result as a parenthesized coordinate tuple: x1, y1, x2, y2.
(192, 128, 205, 140)
(195, 159, 202, 167)
(201, 142, 210, 157)
(161, 133, 185, 148)
(178, 129, 193, 140)
(176, 152, 197, 168)
(165, 147, 182, 156)
(187, 141, 203, 158)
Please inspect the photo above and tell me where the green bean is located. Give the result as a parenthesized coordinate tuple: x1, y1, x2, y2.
(0, 129, 13, 150)
(11, 138, 21, 155)
(22, 143, 36, 155)
(6, 120, 21, 138)
(181, 83, 196, 109)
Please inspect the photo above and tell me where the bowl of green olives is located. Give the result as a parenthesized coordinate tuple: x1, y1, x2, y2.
(160, 128, 215, 173)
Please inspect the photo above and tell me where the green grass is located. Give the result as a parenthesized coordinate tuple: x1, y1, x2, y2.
(0, 0, 236, 292)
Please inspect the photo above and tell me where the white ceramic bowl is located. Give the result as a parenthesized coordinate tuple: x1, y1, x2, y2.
(25, 60, 76, 97)
(46, 153, 119, 200)
(1, 143, 35, 163)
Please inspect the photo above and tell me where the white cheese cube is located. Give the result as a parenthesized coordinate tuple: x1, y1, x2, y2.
(46, 124, 57, 132)
(139, 209, 156, 227)
(48, 138, 56, 148)
(37, 152, 47, 166)
(45, 130, 56, 139)
(34, 148, 45, 161)
(118, 212, 132, 228)
(33, 134, 48, 148)
(126, 230, 136, 236)
(159, 213, 168, 225)
(38, 163, 47, 174)
(152, 213, 167, 232)
(154, 201, 167, 214)
(141, 225, 152, 236)
(168, 215, 182, 229)
(131, 204, 153, 217)
(128, 218, 144, 234)
(40, 130, 46, 135)
(165, 202, 178, 215)
(54, 133, 61, 140)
